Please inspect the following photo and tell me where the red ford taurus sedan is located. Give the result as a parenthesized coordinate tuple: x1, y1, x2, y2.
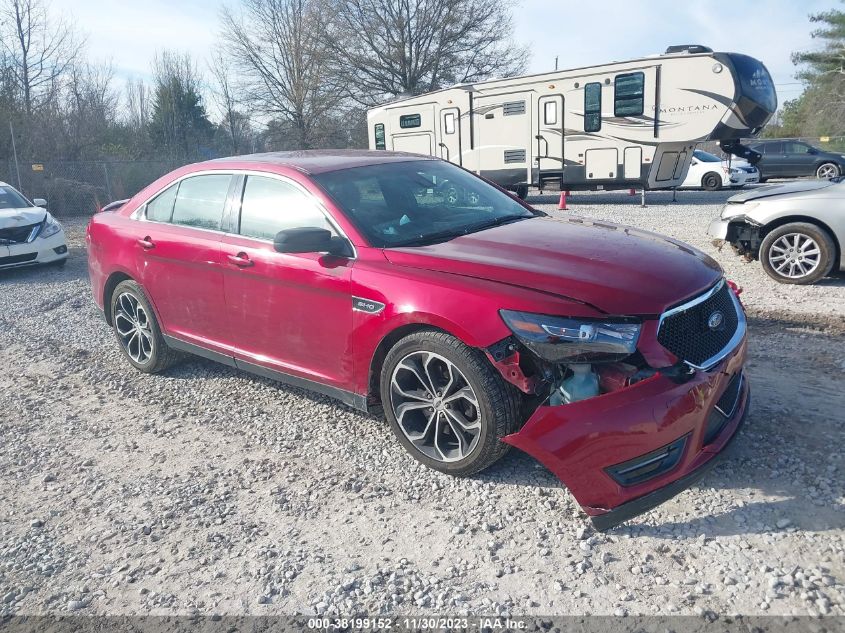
(87, 150, 749, 529)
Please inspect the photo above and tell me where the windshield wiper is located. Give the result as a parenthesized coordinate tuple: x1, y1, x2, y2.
(392, 214, 532, 247)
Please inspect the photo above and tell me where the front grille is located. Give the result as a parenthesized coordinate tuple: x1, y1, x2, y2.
(0, 222, 40, 244)
(657, 281, 740, 368)
(606, 435, 688, 487)
(0, 252, 38, 266)
(703, 372, 743, 445)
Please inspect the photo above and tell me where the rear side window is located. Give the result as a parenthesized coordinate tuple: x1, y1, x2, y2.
(763, 142, 783, 154)
(171, 174, 231, 231)
(374, 123, 386, 150)
(145, 183, 178, 222)
(584, 83, 602, 132)
(614, 72, 645, 116)
(399, 114, 421, 129)
(238, 176, 332, 240)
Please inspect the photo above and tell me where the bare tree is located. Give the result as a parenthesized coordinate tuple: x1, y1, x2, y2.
(220, 0, 341, 149)
(60, 62, 118, 158)
(126, 77, 150, 130)
(0, 0, 83, 115)
(319, 0, 529, 106)
(209, 50, 250, 154)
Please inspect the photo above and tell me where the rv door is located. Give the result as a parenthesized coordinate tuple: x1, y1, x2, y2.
(439, 107, 462, 165)
(536, 95, 564, 186)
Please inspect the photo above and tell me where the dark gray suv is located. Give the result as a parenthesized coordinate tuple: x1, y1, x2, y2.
(749, 140, 845, 181)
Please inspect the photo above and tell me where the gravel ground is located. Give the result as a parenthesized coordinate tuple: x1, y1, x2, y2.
(0, 188, 843, 618)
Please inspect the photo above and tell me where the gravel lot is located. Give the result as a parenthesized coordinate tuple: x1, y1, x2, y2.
(0, 187, 843, 618)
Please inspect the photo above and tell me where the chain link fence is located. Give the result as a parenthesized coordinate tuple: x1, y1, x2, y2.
(1, 159, 180, 218)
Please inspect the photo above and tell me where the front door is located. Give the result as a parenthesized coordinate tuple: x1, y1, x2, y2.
(221, 174, 354, 389)
(136, 173, 233, 356)
(782, 141, 817, 176)
(439, 107, 462, 165)
(536, 95, 565, 184)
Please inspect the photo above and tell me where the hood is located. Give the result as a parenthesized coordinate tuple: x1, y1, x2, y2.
(0, 207, 47, 228)
(728, 179, 834, 203)
(384, 217, 722, 316)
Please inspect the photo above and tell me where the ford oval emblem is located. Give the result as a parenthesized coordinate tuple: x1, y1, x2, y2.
(708, 311, 725, 330)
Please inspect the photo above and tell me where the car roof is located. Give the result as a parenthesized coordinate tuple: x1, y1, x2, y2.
(203, 150, 435, 175)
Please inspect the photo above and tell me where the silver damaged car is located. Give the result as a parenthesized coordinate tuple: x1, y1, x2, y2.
(708, 179, 845, 284)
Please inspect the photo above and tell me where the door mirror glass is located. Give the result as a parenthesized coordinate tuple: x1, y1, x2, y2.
(32, 198, 47, 208)
(274, 227, 351, 257)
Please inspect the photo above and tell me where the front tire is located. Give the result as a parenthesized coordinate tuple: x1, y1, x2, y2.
(702, 172, 722, 191)
(110, 280, 178, 373)
(380, 330, 521, 476)
(816, 162, 840, 179)
(760, 222, 836, 285)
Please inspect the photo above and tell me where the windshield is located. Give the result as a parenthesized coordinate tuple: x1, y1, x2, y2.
(313, 160, 535, 247)
(0, 185, 31, 210)
(694, 150, 721, 163)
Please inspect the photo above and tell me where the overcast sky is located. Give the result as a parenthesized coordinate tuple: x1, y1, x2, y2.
(54, 0, 834, 107)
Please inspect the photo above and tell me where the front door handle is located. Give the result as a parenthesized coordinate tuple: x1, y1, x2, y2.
(227, 252, 254, 267)
(137, 236, 154, 250)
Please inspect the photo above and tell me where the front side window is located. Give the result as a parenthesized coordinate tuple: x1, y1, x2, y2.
(614, 72, 645, 117)
(784, 142, 811, 154)
(171, 174, 231, 231)
(0, 185, 31, 209)
(584, 83, 602, 132)
(145, 183, 179, 222)
(374, 123, 386, 150)
(313, 160, 535, 248)
(238, 176, 332, 240)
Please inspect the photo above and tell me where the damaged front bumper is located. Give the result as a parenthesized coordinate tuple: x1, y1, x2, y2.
(502, 336, 748, 530)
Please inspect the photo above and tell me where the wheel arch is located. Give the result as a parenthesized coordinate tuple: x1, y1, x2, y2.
(367, 323, 453, 407)
(102, 271, 135, 326)
(759, 215, 841, 264)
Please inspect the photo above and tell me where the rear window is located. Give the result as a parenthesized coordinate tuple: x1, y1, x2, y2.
(0, 185, 31, 209)
(171, 174, 231, 231)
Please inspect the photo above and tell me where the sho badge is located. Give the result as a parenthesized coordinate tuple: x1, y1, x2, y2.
(352, 297, 385, 314)
(707, 311, 725, 330)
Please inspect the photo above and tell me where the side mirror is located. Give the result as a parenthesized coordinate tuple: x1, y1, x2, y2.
(274, 227, 352, 257)
(33, 198, 47, 208)
(808, 147, 818, 155)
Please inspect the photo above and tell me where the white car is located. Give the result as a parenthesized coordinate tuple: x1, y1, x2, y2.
(0, 182, 68, 270)
(681, 150, 760, 190)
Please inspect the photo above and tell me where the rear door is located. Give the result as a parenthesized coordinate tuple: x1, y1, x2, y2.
(759, 142, 786, 176)
(221, 174, 354, 388)
(135, 173, 233, 356)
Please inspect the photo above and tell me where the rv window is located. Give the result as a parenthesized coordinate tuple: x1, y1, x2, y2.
(374, 123, 386, 150)
(584, 83, 602, 133)
(544, 101, 558, 125)
(444, 112, 456, 135)
(399, 114, 421, 129)
(503, 101, 526, 116)
(614, 72, 645, 117)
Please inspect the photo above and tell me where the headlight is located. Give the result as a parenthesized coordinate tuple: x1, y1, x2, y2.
(39, 213, 62, 239)
(499, 310, 641, 363)
(729, 168, 741, 174)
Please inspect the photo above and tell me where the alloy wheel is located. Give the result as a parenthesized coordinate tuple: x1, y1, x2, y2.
(817, 163, 839, 179)
(767, 233, 822, 279)
(114, 292, 154, 364)
(389, 351, 482, 463)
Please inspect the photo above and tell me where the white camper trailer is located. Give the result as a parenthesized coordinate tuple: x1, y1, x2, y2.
(367, 45, 776, 197)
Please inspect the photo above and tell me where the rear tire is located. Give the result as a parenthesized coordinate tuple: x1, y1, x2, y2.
(380, 330, 522, 476)
(759, 222, 836, 285)
(110, 280, 178, 373)
(701, 172, 722, 191)
(816, 162, 840, 179)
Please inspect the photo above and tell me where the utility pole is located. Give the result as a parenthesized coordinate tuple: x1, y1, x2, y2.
(9, 121, 22, 190)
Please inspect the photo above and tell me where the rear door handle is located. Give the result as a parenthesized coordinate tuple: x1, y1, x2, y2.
(137, 237, 154, 250)
(227, 252, 254, 267)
